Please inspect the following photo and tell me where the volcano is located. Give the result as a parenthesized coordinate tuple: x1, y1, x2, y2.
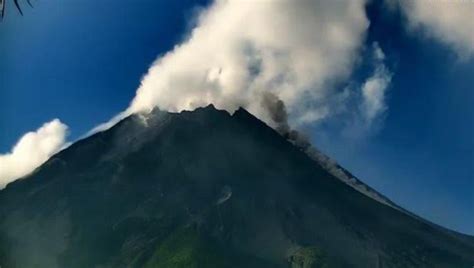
(0, 105, 473, 267)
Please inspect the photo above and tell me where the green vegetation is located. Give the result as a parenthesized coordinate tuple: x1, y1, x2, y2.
(144, 228, 229, 268)
(288, 246, 329, 268)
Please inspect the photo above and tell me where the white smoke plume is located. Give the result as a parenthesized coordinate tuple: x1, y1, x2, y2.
(125, 0, 370, 129)
(2, 1, 374, 187)
(0, 119, 68, 189)
(360, 42, 392, 127)
(396, 0, 474, 58)
(336, 42, 392, 139)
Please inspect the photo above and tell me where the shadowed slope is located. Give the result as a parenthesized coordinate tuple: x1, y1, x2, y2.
(0, 105, 473, 267)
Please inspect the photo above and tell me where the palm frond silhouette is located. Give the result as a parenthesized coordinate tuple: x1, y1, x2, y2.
(1, 0, 34, 19)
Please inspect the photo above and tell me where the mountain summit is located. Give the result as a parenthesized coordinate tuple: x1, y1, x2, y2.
(1, 106, 473, 267)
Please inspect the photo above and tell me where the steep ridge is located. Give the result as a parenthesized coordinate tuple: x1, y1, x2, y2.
(0, 105, 473, 267)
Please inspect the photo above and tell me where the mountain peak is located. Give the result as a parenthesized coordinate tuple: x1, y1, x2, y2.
(1, 105, 473, 267)
(232, 106, 271, 130)
(233, 106, 251, 117)
(195, 103, 217, 112)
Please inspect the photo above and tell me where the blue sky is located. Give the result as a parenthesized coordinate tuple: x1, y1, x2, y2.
(1, 0, 473, 234)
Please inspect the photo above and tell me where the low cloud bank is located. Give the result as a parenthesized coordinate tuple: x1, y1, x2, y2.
(0, 119, 68, 189)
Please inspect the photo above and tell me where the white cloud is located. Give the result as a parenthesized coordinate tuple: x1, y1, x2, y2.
(398, 0, 474, 58)
(0, 119, 68, 189)
(361, 43, 392, 126)
(125, 0, 369, 129)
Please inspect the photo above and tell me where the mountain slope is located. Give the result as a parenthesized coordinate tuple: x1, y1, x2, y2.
(0, 105, 473, 267)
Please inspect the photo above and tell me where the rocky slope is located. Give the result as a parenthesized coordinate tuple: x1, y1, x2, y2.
(0, 105, 473, 267)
